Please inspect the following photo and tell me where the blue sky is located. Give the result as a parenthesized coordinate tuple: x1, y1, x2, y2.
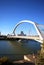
(0, 0, 44, 35)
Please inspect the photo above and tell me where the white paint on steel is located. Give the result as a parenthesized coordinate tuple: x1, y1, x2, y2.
(13, 20, 43, 40)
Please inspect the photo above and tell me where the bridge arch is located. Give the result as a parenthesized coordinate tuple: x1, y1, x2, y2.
(13, 20, 43, 40)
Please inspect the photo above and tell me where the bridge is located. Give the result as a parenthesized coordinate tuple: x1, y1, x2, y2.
(0, 20, 44, 43)
(7, 35, 43, 43)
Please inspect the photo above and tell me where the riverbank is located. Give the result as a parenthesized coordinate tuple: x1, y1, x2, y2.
(13, 54, 37, 63)
(1, 61, 35, 65)
(0, 54, 36, 65)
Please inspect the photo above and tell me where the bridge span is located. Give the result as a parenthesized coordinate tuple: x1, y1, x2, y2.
(7, 35, 39, 39)
(7, 35, 43, 43)
(0, 20, 44, 43)
(0, 35, 43, 43)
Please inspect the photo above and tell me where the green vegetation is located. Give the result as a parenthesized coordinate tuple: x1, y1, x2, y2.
(0, 56, 10, 64)
(35, 42, 44, 65)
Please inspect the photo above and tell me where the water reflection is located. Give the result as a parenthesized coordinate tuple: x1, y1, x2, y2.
(0, 39, 41, 60)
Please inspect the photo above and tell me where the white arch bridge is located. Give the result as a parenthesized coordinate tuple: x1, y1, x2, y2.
(7, 20, 44, 43)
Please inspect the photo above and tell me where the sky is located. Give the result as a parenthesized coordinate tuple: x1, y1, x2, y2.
(0, 0, 44, 35)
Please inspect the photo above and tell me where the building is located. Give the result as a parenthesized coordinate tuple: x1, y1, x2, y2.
(18, 31, 26, 36)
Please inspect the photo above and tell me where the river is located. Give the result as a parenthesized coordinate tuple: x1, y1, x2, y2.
(0, 39, 41, 61)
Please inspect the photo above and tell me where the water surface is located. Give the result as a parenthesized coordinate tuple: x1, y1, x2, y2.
(0, 40, 41, 60)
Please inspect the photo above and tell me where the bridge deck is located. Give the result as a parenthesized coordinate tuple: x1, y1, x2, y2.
(0, 35, 43, 43)
(7, 36, 40, 40)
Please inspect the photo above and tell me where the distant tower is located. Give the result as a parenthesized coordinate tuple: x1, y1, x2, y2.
(0, 32, 1, 35)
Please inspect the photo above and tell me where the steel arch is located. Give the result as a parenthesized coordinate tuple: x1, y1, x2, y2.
(13, 20, 43, 40)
